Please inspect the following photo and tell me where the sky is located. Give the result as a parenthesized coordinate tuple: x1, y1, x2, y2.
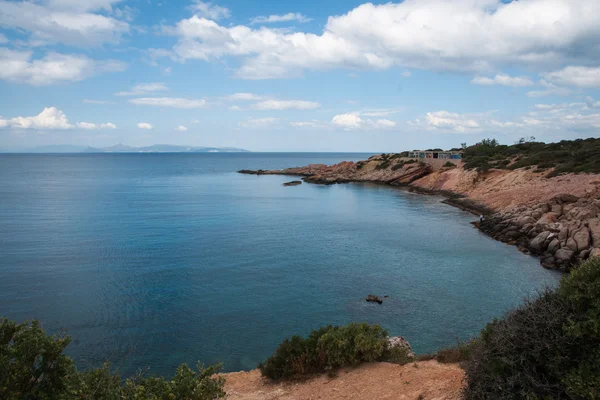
(0, 0, 599, 152)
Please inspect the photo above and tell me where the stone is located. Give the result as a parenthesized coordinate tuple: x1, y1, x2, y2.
(558, 227, 570, 241)
(547, 238, 560, 253)
(573, 228, 591, 252)
(580, 249, 591, 260)
(530, 231, 551, 253)
(366, 294, 383, 304)
(388, 336, 415, 358)
(566, 238, 578, 252)
(536, 213, 559, 226)
(551, 204, 563, 216)
(515, 215, 536, 227)
(554, 193, 579, 204)
(283, 180, 302, 186)
(588, 218, 600, 247)
(590, 248, 600, 259)
(555, 248, 574, 263)
(541, 256, 556, 268)
(538, 203, 551, 213)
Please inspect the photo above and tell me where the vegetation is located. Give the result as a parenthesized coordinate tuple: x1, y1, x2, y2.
(462, 137, 600, 175)
(258, 322, 412, 380)
(462, 257, 600, 399)
(0, 318, 226, 400)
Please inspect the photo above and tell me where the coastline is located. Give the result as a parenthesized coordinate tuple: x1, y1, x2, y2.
(239, 154, 600, 271)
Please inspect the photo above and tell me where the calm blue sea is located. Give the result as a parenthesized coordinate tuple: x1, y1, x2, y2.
(0, 153, 561, 375)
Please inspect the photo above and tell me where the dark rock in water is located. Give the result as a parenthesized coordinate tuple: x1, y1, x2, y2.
(366, 294, 383, 304)
(283, 180, 302, 186)
(238, 169, 268, 175)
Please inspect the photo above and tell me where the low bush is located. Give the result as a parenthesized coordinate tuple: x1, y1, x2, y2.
(259, 323, 390, 380)
(463, 257, 600, 399)
(375, 160, 391, 170)
(0, 318, 226, 400)
(434, 340, 476, 364)
(442, 161, 456, 169)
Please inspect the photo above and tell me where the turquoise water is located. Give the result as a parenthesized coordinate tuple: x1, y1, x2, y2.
(0, 153, 561, 375)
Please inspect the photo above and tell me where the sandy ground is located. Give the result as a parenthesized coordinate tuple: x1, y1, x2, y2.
(222, 361, 464, 400)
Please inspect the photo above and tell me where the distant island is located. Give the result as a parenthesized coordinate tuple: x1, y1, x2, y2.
(1, 144, 250, 153)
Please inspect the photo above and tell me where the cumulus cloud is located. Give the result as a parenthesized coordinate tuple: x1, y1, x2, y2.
(190, 0, 230, 20)
(176, 125, 188, 131)
(10, 107, 72, 129)
(115, 82, 168, 96)
(137, 122, 153, 130)
(290, 121, 321, 128)
(0, 118, 8, 128)
(543, 66, 600, 88)
(224, 92, 263, 101)
(252, 100, 320, 110)
(422, 111, 480, 132)
(129, 97, 207, 109)
(471, 74, 534, 87)
(250, 13, 311, 25)
(164, 0, 600, 79)
(76, 122, 116, 129)
(332, 113, 396, 129)
(526, 80, 572, 98)
(0, 0, 129, 47)
(0, 48, 126, 85)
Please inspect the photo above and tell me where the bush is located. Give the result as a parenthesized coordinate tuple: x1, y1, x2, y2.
(463, 257, 600, 399)
(259, 323, 390, 380)
(0, 318, 226, 400)
(435, 340, 475, 364)
(442, 161, 456, 168)
(375, 160, 391, 170)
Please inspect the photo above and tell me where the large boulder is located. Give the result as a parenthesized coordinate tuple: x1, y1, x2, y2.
(530, 231, 551, 253)
(588, 218, 600, 247)
(555, 248, 574, 263)
(572, 228, 591, 252)
(590, 248, 600, 259)
(553, 194, 579, 204)
(547, 238, 561, 253)
(566, 238, 578, 252)
(536, 213, 559, 226)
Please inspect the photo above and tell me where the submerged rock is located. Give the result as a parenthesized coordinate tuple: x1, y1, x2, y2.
(283, 180, 302, 186)
(366, 294, 383, 304)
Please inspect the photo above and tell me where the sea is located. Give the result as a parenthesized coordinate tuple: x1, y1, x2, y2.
(0, 153, 562, 375)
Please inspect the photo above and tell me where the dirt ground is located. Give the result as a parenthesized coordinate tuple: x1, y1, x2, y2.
(222, 361, 464, 400)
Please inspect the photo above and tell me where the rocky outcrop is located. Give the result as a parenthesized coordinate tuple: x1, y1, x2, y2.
(478, 194, 600, 271)
(388, 336, 415, 358)
(283, 180, 302, 186)
(366, 294, 383, 304)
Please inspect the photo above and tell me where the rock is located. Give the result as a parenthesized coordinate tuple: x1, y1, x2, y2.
(566, 238, 578, 252)
(554, 193, 579, 204)
(530, 231, 551, 253)
(366, 294, 383, 304)
(536, 213, 558, 226)
(555, 248, 574, 263)
(588, 218, 600, 247)
(388, 336, 415, 358)
(515, 215, 536, 227)
(551, 204, 563, 216)
(558, 227, 570, 241)
(541, 256, 556, 268)
(283, 180, 302, 186)
(547, 238, 561, 253)
(580, 249, 591, 260)
(573, 228, 591, 252)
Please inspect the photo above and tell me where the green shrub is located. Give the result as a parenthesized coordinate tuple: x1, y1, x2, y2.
(384, 346, 413, 365)
(442, 161, 456, 168)
(463, 257, 600, 400)
(0, 318, 226, 400)
(435, 340, 476, 364)
(391, 161, 405, 171)
(375, 160, 391, 170)
(259, 323, 390, 380)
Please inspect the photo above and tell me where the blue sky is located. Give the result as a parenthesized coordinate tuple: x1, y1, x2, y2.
(1, 0, 599, 151)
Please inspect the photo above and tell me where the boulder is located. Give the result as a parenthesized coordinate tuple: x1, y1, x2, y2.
(541, 256, 556, 268)
(515, 215, 536, 227)
(558, 227, 570, 241)
(555, 248, 574, 263)
(588, 218, 600, 247)
(388, 336, 415, 358)
(554, 194, 579, 204)
(566, 238, 578, 252)
(366, 294, 383, 304)
(580, 249, 591, 260)
(536, 213, 558, 226)
(573, 228, 591, 252)
(530, 231, 551, 253)
(590, 248, 600, 259)
(551, 204, 563, 216)
(547, 238, 560, 253)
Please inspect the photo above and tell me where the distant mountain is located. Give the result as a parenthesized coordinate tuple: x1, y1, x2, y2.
(82, 144, 250, 153)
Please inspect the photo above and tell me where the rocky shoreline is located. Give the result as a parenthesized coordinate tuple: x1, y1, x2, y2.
(239, 154, 600, 271)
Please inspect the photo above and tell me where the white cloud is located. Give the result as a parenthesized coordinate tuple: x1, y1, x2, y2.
(544, 66, 600, 88)
(332, 113, 396, 130)
(225, 92, 262, 101)
(290, 121, 320, 128)
(0, 48, 126, 85)
(129, 97, 207, 109)
(176, 125, 188, 131)
(401, 70, 412, 78)
(424, 111, 480, 132)
(471, 74, 534, 87)
(586, 97, 600, 109)
(0, 0, 129, 47)
(228, 105, 242, 111)
(252, 100, 320, 110)
(115, 82, 168, 96)
(11, 107, 72, 129)
(190, 1, 230, 20)
(250, 13, 311, 25)
(238, 117, 278, 128)
(76, 121, 116, 129)
(526, 80, 572, 98)
(0, 117, 9, 128)
(165, 0, 600, 79)
(137, 122, 153, 130)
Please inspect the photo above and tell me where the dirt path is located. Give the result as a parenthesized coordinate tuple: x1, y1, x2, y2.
(223, 361, 464, 400)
